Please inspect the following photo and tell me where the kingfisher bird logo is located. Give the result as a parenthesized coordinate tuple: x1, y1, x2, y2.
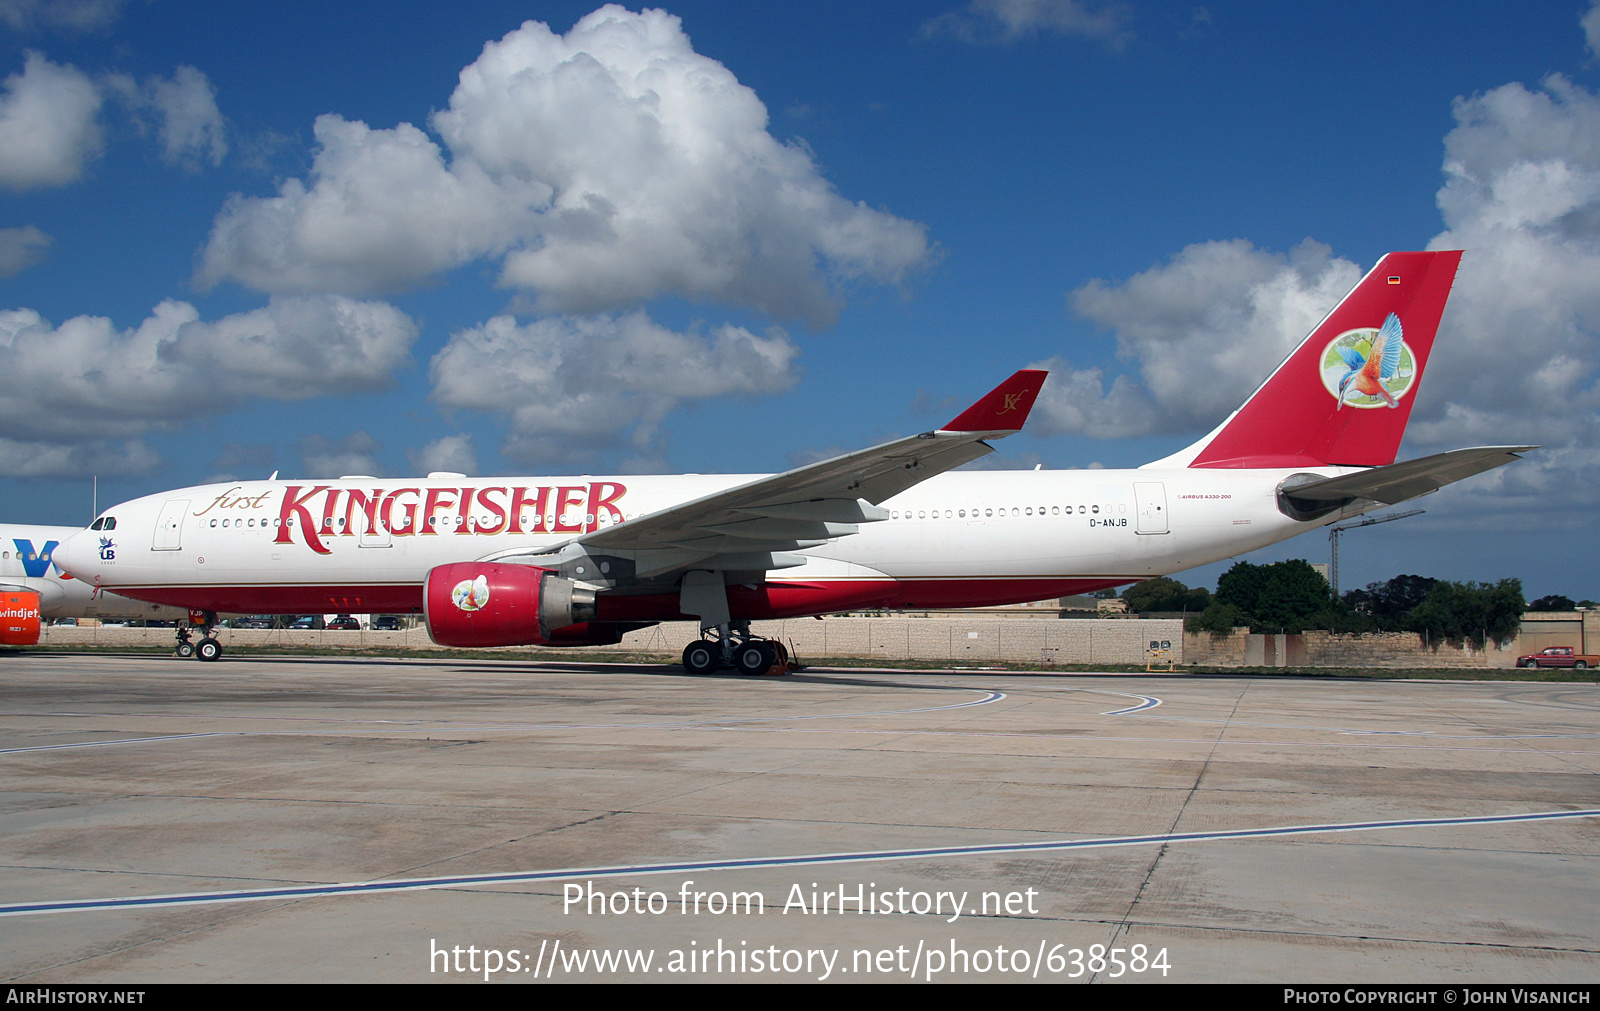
(1320, 313, 1416, 409)
(451, 575, 490, 612)
(97, 537, 115, 561)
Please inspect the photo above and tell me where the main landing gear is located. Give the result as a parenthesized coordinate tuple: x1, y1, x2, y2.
(176, 609, 223, 662)
(681, 622, 796, 676)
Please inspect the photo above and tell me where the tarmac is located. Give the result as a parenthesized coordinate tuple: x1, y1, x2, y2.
(0, 652, 1596, 984)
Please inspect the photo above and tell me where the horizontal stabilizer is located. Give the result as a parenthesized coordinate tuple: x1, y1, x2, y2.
(1283, 446, 1536, 506)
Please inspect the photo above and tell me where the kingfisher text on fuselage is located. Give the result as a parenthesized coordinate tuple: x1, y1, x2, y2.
(248, 483, 630, 554)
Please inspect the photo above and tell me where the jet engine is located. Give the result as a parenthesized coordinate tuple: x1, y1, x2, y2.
(1, 589, 41, 646)
(423, 562, 597, 648)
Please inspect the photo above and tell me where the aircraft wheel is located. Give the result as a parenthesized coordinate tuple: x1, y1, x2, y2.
(196, 637, 222, 662)
(175, 641, 195, 659)
(682, 640, 720, 675)
(734, 642, 776, 675)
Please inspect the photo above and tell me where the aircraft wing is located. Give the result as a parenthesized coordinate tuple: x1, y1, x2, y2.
(1284, 445, 1536, 506)
(488, 370, 1046, 578)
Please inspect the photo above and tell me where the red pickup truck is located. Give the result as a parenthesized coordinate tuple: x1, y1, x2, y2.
(1517, 646, 1599, 669)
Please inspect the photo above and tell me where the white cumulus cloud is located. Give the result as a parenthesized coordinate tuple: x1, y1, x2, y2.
(923, 0, 1133, 47)
(297, 431, 386, 479)
(0, 296, 417, 476)
(198, 5, 930, 324)
(0, 0, 126, 32)
(1034, 238, 1360, 438)
(200, 115, 537, 295)
(1041, 69, 1600, 526)
(1412, 74, 1600, 522)
(429, 310, 799, 466)
(407, 433, 479, 476)
(0, 51, 101, 190)
(0, 437, 157, 478)
(108, 65, 227, 169)
(0, 225, 50, 277)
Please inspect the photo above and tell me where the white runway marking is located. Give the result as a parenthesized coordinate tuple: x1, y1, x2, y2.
(0, 733, 233, 754)
(4, 808, 1595, 918)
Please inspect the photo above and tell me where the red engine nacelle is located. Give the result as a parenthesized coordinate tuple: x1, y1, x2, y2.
(1, 589, 41, 646)
(423, 562, 597, 648)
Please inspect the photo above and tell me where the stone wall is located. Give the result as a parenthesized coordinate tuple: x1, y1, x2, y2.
(1181, 628, 1521, 668)
(1180, 628, 1248, 666)
(41, 618, 1549, 669)
(625, 617, 1184, 666)
(37, 617, 1185, 667)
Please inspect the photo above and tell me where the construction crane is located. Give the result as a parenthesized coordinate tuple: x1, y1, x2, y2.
(1328, 509, 1425, 599)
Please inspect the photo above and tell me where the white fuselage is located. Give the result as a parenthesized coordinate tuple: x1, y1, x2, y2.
(53, 466, 1364, 618)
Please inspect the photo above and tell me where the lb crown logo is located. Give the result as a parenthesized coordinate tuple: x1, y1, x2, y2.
(451, 575, 490, 612)
(1320, 312, 1415, 409)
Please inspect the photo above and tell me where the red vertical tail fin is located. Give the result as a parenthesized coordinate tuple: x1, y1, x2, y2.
(1180, 250, 1462, 469)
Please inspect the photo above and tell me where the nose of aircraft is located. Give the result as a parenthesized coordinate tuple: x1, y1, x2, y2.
(52, 530, 92, 580)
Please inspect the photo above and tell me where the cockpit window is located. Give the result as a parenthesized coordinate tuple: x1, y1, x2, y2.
(89, 516, 116, 531)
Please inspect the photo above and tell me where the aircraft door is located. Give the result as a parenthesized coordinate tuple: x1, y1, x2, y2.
(153, 500, 190, 550)
(1133, 482, 1169, 534)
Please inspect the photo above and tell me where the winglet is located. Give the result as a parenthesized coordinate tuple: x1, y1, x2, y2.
(941, 369, 1048, 433)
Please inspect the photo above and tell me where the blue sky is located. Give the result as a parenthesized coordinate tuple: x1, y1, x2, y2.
(1, 0, 1597, 598)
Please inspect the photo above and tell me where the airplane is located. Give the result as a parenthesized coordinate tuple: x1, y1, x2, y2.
(52, 250, 1532, 671)
(0, 522, 188, 645)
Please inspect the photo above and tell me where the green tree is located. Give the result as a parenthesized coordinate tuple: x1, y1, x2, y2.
(1405, 578, 1525, 649)
(1344, 574, 1439, 625)
(1529, 594, 1576, 612)
(1215, 559, 1331, 633)
(1186, 601, 1246, 635)
(1122, 576, 1211, 613)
